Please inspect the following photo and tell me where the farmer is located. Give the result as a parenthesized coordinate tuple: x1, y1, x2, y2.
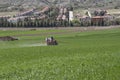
(50, 36, 54, 41)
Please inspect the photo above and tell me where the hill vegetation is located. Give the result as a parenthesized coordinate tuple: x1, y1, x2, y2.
(0, 0, 120, 11)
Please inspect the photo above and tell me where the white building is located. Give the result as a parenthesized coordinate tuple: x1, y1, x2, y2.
(69, 11, 74, 21)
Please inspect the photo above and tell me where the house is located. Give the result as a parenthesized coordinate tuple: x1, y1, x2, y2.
(91, 16, 104, 26)
(16, 9, 35, 16)
(62, 15, 66, 20)
(0, 16, 10, 19)
(60, 8, 64, 14)
(8, 16, 27, 23)
(91, 15, 114, 26)
(57, 14, 63, 20)
(41, 7, 49, 13)
(57, 7, 69, 21)
(34, 7, 50, 16)
(79, 16, 91, 26)
(63, 8, 67, 14)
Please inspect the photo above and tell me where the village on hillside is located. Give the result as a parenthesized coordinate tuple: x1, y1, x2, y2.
(0, 6, 120, 27)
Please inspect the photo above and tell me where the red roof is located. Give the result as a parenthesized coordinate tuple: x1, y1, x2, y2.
(92, 16, 105, 19)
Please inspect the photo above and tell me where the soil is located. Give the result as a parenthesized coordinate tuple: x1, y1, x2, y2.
(0, 36, 18, 41)
(20, 43, 47, 47)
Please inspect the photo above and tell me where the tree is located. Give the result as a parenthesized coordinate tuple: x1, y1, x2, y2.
(72, 19, 81, 27)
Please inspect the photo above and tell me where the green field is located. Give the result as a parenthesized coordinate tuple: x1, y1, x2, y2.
(0, 28, 120, 80)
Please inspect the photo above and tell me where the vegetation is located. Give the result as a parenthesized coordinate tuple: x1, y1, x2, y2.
(0, 12, 18, 16)
(0, 6, 119, 27)
(0, 17, 119, 27)
(0, 17, 70, 27)
(0, 0, 120, 11)
(0, 28, 120, 80)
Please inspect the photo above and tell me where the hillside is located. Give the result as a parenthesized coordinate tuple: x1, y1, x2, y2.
(0, 0, 120, 11)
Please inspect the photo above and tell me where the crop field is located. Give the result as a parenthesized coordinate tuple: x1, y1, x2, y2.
(0, 27, 120, 80)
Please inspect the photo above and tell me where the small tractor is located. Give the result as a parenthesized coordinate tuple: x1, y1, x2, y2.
(46, 37, 58, 45)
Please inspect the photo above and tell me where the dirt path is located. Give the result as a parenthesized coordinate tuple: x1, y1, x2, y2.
(0, 26, 120, 37)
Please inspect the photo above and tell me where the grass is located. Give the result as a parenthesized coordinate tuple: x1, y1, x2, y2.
(73, 8, 120, 16)
(0, 29, 68, 36)
(0, 28, 120, 80)
(0, 12, 19, 16)
(107, 9, 120, 14)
